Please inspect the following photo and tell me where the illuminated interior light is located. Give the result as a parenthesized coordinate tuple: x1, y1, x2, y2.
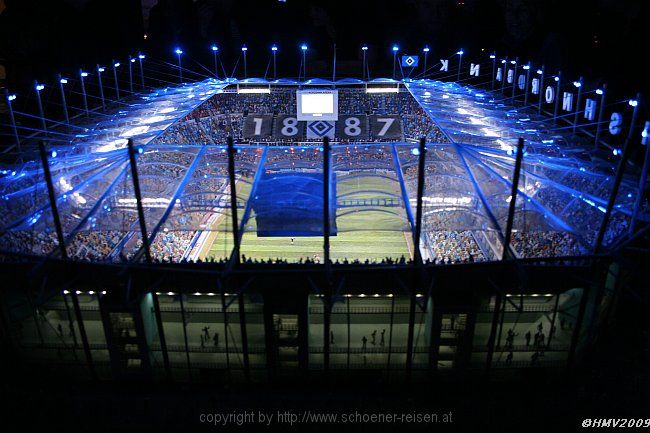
(237, 88, 271, 94)
(365, 87, 399, 93)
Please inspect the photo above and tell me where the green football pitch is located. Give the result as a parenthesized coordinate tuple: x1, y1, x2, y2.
(204, 174, 413, 262)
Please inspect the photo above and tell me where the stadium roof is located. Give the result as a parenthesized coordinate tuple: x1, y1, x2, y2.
(0, 78, 645, 261)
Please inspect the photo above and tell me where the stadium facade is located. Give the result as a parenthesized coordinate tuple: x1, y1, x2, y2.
(0, 69, 647, 384)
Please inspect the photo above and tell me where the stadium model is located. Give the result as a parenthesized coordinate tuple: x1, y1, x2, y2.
(1, 49, 648, 384)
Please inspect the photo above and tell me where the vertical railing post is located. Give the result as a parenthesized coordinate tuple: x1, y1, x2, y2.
(39, 142, 95, 379)
(502, 138, 525, 260)
(227, 136, 240, 263)
(413, 137, 427, 263)
(57, 74, 69, 125)
(127, 139, 152, 263)
(323, 136, 332, 372)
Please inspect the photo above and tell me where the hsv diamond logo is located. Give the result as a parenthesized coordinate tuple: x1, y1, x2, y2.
(307, 120, 335, 139)
(401, 55, 419, 68)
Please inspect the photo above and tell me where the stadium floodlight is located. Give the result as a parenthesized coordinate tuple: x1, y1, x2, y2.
(112, 60, 121, 99)
(137, 53, 145, 89)
(489, 54, 496, 59)
(7, 94, 16, 101)
(175, 48, 183, 83)
(392, 45, 399, 79)
(79, 70, 89, 115)
(554, 76, 559, 82)
(34, 81, 47, 132)
(130, 58, 136, 63)
(457, 49, 464, 55)
(523, 65, 530, 70)
(536, 69, 543, 75)
(595, 89, 603, 95)
(501, 59, 506, 64)
(211, 45, 220, 79)
(242, 45, 248, 79)
(271, 45, 278, 79)
(300, 44, 308, 80)
(573, 81, 581, 88)
(96, 65, 106, 109)
(629, 99, 638, 107)
(362, 45, 368, 51)
(510, 60, 516, 65)
(58, 74, 70, 124)
(423, 46, 430, 79)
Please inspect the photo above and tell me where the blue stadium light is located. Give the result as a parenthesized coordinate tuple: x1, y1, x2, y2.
(554, 76, 559, 82)
(130, 58, 136, 63)
(510, 60, 516, 64)
(80, 71, 89, 77)
(410, 148, 420, 156)
(98, 67, 105, 73)
(423, 46, 430, 53)
(573, 81, 581, 88)
(457, 49, 464, 55)
(59, 78, 68, 84)
(595, 89, 603, 95)
(241, 45, 248, 52)
(536, 69, 543, 74)
(114, 62, 121, 68)
(362, 45, 368, 51)
(138, 54, 146, 59)
(175, 48, 183, 55)
(523, 65, 530, 70)
(7, 94, 16, 101)
(51, 150, 57, 158)
(271, 45, 278, 51)
(301, 44, 308, 51)
(211, 45, 218, 52)
(35, 83, 44, 91)
(501, 59, 506, 64)
(489, 54, 495, 59)
(613, 148, 622, 156)
(392, 45, 399, 52)
(629, 99, 638, 107)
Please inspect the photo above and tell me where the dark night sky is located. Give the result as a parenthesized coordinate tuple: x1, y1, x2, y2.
(0, 0, 648, 101)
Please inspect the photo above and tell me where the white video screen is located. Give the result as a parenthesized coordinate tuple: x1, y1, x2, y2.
(296, 90, 338, 121)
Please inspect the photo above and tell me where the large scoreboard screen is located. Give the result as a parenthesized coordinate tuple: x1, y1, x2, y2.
(296, 90, 338, 121)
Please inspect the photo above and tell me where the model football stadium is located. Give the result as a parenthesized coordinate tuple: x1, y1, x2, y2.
(1, 60, 648, 383)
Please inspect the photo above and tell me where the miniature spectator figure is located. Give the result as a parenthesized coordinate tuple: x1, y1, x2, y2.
(533, 332, 540, 347)
(330, 331, 334, 345)
(57, 323, 63, 337)
(202, 326, 210, 340)
(560, 317, 566, 330)
(506, 351, 513, 365)
(525, 331, 531, 346)
(380, 329, 386, 347)
(213, 332, 219, 347)
(537, 322, 543, 333)
(538, 332, 545, 348)
(362, 336, 367, 351)
(290, 237, 294, 245)
(200, 334, 205, 349)
(371, 330, 377, 345)
(531, 352, 539, 366)
(450, 315, 456, 330)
